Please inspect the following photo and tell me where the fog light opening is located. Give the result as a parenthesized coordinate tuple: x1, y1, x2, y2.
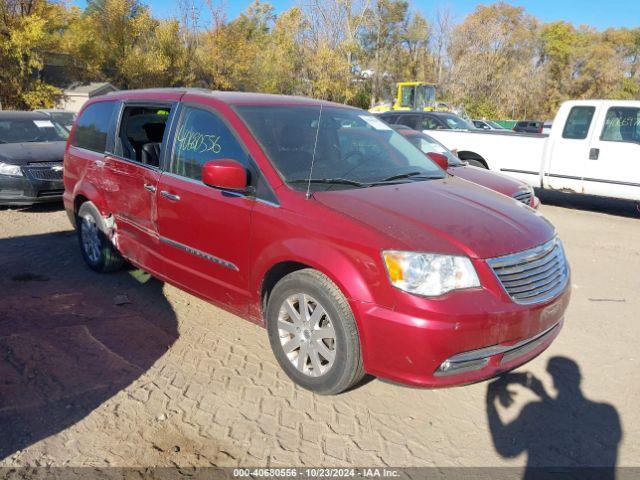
(435, 358, 489, 377)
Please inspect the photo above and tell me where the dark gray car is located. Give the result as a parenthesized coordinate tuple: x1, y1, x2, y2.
(513, 120, 543, 134)
(0, 111, 68, 205)
(377, 110, 475, 131)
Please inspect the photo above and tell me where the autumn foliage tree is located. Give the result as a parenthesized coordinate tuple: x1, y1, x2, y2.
(0, 0, 66, 108)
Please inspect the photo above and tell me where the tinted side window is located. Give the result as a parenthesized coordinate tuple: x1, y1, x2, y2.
(171, 107, 246, 181)
(601, 107, 640, 143)
(562, 106, 595, 140)
(380, 114, 398, 124)
(396, 115, 419, 129)
(72, 101, 116, 153)
(420, 116, 441, 130)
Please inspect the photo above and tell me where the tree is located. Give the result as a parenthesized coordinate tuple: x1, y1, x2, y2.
(539, 21, 578, 115)
(399, 12, 432, 80)
(0, 0, 65, 109)
(432, 5, 453, 85)
(360, 0, 410, 103)
(198, 1, 274, 91)
(602, 27, 640, 98)
(448, 2, 540, 118)
(258, 7, 308, 95)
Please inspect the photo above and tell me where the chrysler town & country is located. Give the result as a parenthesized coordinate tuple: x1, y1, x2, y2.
(63, 89, 570, 394)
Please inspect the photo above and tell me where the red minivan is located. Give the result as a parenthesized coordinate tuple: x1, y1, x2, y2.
(63, 89, 570, 394)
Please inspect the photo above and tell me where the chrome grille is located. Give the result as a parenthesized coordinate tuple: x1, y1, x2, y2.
(487, 237, 569, 304)
(24, 163, 63, 181)
(513, 189, 532, 206)
(28, 161, 62, 168)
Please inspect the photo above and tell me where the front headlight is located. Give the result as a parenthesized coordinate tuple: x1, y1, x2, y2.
(382, 251, 480, 296)
(0, 162, 23, 177)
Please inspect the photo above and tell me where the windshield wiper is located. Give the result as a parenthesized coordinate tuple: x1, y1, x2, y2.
(377, 171, 424, 182)
(372, 171, 444, 185)
(287, 178, 370, 188)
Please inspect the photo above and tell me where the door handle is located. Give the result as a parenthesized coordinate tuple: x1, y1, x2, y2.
(589, 148, 600, 160)
(160, 190, 180, 201)
(144, 183, 156, 193)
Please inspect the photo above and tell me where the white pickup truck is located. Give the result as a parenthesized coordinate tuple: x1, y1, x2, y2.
(425, 100, 640, 202)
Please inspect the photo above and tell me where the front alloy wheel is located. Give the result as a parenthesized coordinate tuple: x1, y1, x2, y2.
(266, 269, 364, 395)
(277, 293, 337, 377)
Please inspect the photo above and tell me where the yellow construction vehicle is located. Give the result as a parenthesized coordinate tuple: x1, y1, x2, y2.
(370, 81, 440, 113)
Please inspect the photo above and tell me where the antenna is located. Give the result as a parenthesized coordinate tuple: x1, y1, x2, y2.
(306, 101, 324, 200)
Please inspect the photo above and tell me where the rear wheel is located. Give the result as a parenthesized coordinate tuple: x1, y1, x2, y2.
(266, 269, 364, 395)
(77, 202, 124, 273)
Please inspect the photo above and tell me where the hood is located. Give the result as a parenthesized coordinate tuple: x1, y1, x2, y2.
(314, 176, 554, 259)
(0, 142, 66, 166)
(448, 164, 528, 197)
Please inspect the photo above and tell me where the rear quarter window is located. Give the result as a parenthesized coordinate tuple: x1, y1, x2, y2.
(72, 101, 117, 153)
(562, 106, 595, 140)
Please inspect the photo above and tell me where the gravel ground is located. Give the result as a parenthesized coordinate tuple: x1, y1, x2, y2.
(0, 198, 638, 470)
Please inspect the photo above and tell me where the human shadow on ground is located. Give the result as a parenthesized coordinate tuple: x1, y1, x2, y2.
(0, 230, 178, 460)
(486, 357, 622, 480)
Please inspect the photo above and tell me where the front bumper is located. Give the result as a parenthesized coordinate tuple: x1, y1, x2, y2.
(0, 171, 64, 206)
(434, 321, 559, 377)
(353, 276, 570, 388)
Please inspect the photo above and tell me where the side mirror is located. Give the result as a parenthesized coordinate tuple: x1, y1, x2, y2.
(427, 152, 449, 170)
(202, 159, 248, 191)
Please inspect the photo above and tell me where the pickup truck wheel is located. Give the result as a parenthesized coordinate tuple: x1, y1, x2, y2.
(466, 159, 487, 168)
(77, 202, 124, 273)
(266, 269, 364, 395)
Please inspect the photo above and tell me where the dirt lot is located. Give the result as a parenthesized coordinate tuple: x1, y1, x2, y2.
(0, 198, 638, 470)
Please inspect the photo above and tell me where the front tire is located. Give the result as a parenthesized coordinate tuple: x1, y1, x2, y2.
(266, 269, 364, 395)
(77, 202, 124, 273)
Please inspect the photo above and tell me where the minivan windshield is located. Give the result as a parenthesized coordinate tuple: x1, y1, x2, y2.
(0, 118, 69, 144)
(235, 105, 446, 190)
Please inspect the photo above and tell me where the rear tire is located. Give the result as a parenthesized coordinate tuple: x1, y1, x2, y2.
(77, 202, 124, 273)
(266, 269, 365, 395)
